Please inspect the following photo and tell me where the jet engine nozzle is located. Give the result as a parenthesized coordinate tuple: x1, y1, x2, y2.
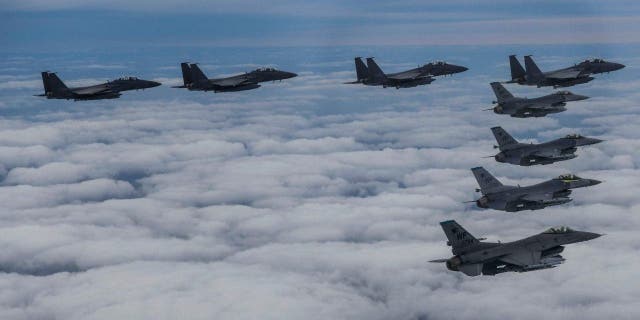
(446, 256, 462, 271)
(476, 196, 490, 208)
(494, 153, 506, 163)
(493, 106, 503, 114)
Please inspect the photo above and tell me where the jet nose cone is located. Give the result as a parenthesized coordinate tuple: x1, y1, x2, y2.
(612, 63, 625, 71)
(569, 94, 589, 101)
(576, 137, 604, 146)
(582, 232, 602, 241)
(587, 179, 602, 186)
(149, 81, 162, 88)
(284, 72, 297, 79)
(450, 65, 468, 73)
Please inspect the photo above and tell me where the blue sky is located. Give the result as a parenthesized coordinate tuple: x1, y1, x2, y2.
(3, 0, 640, 50)
(1, 2, 640, 320)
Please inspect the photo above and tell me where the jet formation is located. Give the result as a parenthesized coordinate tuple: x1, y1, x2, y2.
(35, 54, 618, 278)
(429, 220, 600, 276)
(471, 167, 601, 212)
(488, 82, 588, 117)
(507, 55, 624, 88)
(490, 126, 603, 166)
(36, 72, 160, 101)
(173, 62, 297, 93)
(346, 57, 467, 89)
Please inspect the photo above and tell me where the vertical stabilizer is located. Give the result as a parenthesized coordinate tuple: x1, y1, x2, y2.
(509, 55, 526, 81)
(471, 167, 504, 194)
(490, 82, 514, 102)
(365, 57, 387, 83)
(354, 57, 369, 82)
(180, 62, 193, 86)
(188, 64, 208, 82)
(41, 72, 52, 93)
(440, 220, 480, 250)
(524, 55, 544, 81)
(491, 126, 518, 148)
(43, 72, 69, 93)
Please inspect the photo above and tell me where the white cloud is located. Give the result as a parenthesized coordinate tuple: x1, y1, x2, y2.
(0, 49, 638, 320)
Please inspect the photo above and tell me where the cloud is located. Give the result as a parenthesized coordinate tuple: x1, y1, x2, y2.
(0, 46, 638, 320)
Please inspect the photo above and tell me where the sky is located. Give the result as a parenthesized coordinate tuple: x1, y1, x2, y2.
(1, 1, 640, 320)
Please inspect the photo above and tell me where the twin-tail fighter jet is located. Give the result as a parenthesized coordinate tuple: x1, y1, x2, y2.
(471, 167, 601, 212)
(507, 55, 624, 88)
(488, 82, 588, 117)
(173, 62, 297, 93)
(489, 127, 603, 166)
(346, 57, 468, 89)
(36, 72, 160, 100)
(429, 220, 601, 276)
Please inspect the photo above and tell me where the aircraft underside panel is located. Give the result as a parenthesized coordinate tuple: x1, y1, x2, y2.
(459, 263, 483, 276)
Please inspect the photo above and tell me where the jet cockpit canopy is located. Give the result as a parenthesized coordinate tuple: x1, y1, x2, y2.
(555, 174, 582, 181)
(256, 67, 276, 72)
(543, 226, 575, 234)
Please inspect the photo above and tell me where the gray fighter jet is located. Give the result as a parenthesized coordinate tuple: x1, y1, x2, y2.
(488, 82, 588, 117)
(173, 63, 297, 93)
(35, 72, 160, 100)
(507, 55, 624, 88)
(490, 126, 603, 166)
(346, 57, 467, 89)
(429, 220, 601, 276)
(471, 167, 601, 212)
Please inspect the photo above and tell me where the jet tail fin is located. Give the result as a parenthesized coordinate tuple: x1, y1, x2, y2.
(440, 220, 480, 251)
(509, 55, 526, 81)
(355, 57, 369, 82)
(365, 57, 387, 83)
(490, 82, 514, 102)
(471, 167, 503, 194)
(524, 55, 544, 81)
(41, 72, 69, 94)
(491, 126, 518, 148)
(189, 63, 208, 83)
(179, 62, 192, 87)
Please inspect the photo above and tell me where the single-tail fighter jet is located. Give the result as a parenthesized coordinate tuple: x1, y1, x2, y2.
(429, 220, 601, 276)
(490, 126, 603, 166)
(173, 62, 297, 93)
(345, 57, 467, 89)
(35, 72, 160, 100)
(470, 167, 601, 212)
(507, 55, 624, 88)
(487, 82, 588, 117)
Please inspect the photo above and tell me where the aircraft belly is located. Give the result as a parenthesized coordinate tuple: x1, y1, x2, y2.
(459, 263, 483, 276)
(499, 250, 541, 267)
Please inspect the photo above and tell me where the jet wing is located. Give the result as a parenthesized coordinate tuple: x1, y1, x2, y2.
(499, 250, 541, 266)
(520, 193, 554, 202)
(520, 103, 562, 111)
(545, 69, 582, 80)
(211, 77, 255, 88)
(528, 149, 561, 159)
(72, 85, 112, 96)
(387, 69, 423, 80)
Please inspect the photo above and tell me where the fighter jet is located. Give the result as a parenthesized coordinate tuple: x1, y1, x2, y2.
(507, 55, 624, 88)
(470, 167, 601, 212)
(490, 126, 603, 166)
(429, 220, 601, 276)
(173, 63, 297, 93)
(35, 72, 160, 101)
(345, 57, 467, 89)
(487, 82, 588, 118)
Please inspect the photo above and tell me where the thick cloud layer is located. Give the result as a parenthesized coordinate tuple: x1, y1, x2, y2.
(0, 47, 639, 320)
